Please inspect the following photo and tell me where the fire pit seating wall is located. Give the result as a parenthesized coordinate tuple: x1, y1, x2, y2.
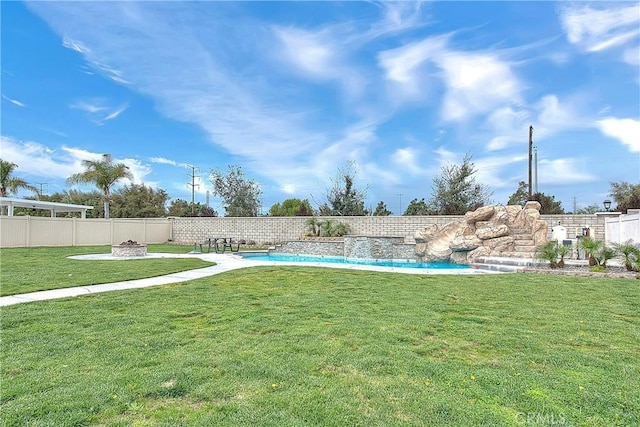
(111, 240, 147, 257)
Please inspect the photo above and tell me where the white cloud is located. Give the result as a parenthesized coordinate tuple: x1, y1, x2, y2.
(103, 104, 128, 121)
(119, 157, 151, 185)
(438, 52, 521, 122)
(483, 93, 588, 152)
(70, 98, 128, 125)
(150, 157, 176, 165)
(538, 158, 596, 184)
(272, 25, 366, 98)
(378, 36, 447, 101)
(623, 46, 640, 66)
(392, 147, 424, 175)
(273, 27, 337, 79)
(62, 35, 91, 54)
(534, 94, 582, 139)
(2, 94, 27, 107)
(474, 155, 527, 190)
(0, 136, 78, 180)
(379, 34, 522, 119)
(560, 3, 640, 52)
(70, 100, 106, 114)
(486, 107, 530, 151)
(1, 137, 150, 190)
(369, 0, 427, 38)
(597, 117, 640, 152)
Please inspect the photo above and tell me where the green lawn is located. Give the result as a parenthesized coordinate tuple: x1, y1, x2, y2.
(0, 244, 212, 296)
(2, 267, 638, 426)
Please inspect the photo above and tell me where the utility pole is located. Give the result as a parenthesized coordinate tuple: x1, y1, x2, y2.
(34, 182, 48, 199)
(534, 146, 538, 194)
(186, 165, 200, 215)
(528, 125, 533, 200)
(397, 193, 403, 216)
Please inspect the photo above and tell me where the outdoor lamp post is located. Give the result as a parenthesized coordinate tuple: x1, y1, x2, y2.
(603, 200, 611, 212)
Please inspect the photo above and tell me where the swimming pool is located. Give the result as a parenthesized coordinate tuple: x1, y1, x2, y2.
(239, 253, 469, 269)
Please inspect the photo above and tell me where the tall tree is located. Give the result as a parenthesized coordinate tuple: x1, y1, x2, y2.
(0, 159, 36, 197)
(66, 154, 132, 219)
(507, 181, 529, 207)
(269, 198, 314, 216)
(168, 199, 217, 217)
(506, 181, 565, 214)
(428, 154, 492, 215)
(318, 162, 369, 216)
(210, 165, 262, 216)
(110, 184, 169, 218)
(531, 192, 564, 214)
(609, 181, 640, 213)
(574, 203, 601, 214)
(404, 198, 430, 215)
(372, 201, 392, 216)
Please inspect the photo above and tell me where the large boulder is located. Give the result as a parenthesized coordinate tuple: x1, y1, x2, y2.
(415, 221, 466, 261)
(450, 225, 482, 252)
(475, 223, 510, 240)
(465, 205, 495, 224)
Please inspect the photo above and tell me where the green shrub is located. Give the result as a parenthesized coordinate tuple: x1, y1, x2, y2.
(305, 217, 351, 237)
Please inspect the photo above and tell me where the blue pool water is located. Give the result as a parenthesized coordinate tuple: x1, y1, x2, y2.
(239, 253, 469, 269)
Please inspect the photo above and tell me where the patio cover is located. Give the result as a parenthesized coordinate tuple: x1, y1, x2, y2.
(0, 197, 94, 218)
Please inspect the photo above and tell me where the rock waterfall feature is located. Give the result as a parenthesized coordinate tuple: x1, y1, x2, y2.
(414, 201, 547, 263)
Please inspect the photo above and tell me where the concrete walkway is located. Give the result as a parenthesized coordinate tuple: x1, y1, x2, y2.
(1, 252, 500, 307)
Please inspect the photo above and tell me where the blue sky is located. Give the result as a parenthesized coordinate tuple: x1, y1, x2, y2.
(2, 1, 639, 215)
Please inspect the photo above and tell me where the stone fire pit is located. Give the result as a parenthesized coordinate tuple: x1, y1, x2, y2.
(111, 240, 147, 257)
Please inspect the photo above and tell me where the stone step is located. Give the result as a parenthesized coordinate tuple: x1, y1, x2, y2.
(470, 263, 522, 273)
(484, 252, 536, 259)
(514, 245, 536, 252)
(510, 228, 532, 234)
(514, 238, 535, 244)
(475, 256, 535, 267)
(512, 234, 534, 240)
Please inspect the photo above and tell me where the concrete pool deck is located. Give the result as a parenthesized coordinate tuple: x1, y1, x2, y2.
(0, 252, 503, 307)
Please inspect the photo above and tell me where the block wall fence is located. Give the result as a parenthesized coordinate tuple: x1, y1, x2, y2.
(169, 214, 609, 245)
(0, 214, 614, 248)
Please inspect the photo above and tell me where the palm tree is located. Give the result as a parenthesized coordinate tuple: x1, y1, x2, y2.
(612, 240, 640, 272)
(0, 159, 36, 197)
(535, 241, 559, 269)
(578, 237, 604, 267)
(66, 154, 132, 219)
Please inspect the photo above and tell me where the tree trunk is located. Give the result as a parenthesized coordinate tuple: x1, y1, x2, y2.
(104, 188, 110, 219)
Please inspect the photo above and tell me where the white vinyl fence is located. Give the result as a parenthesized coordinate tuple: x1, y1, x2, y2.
(605, 214, 640, 244)
(0, 217, 171, 248)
